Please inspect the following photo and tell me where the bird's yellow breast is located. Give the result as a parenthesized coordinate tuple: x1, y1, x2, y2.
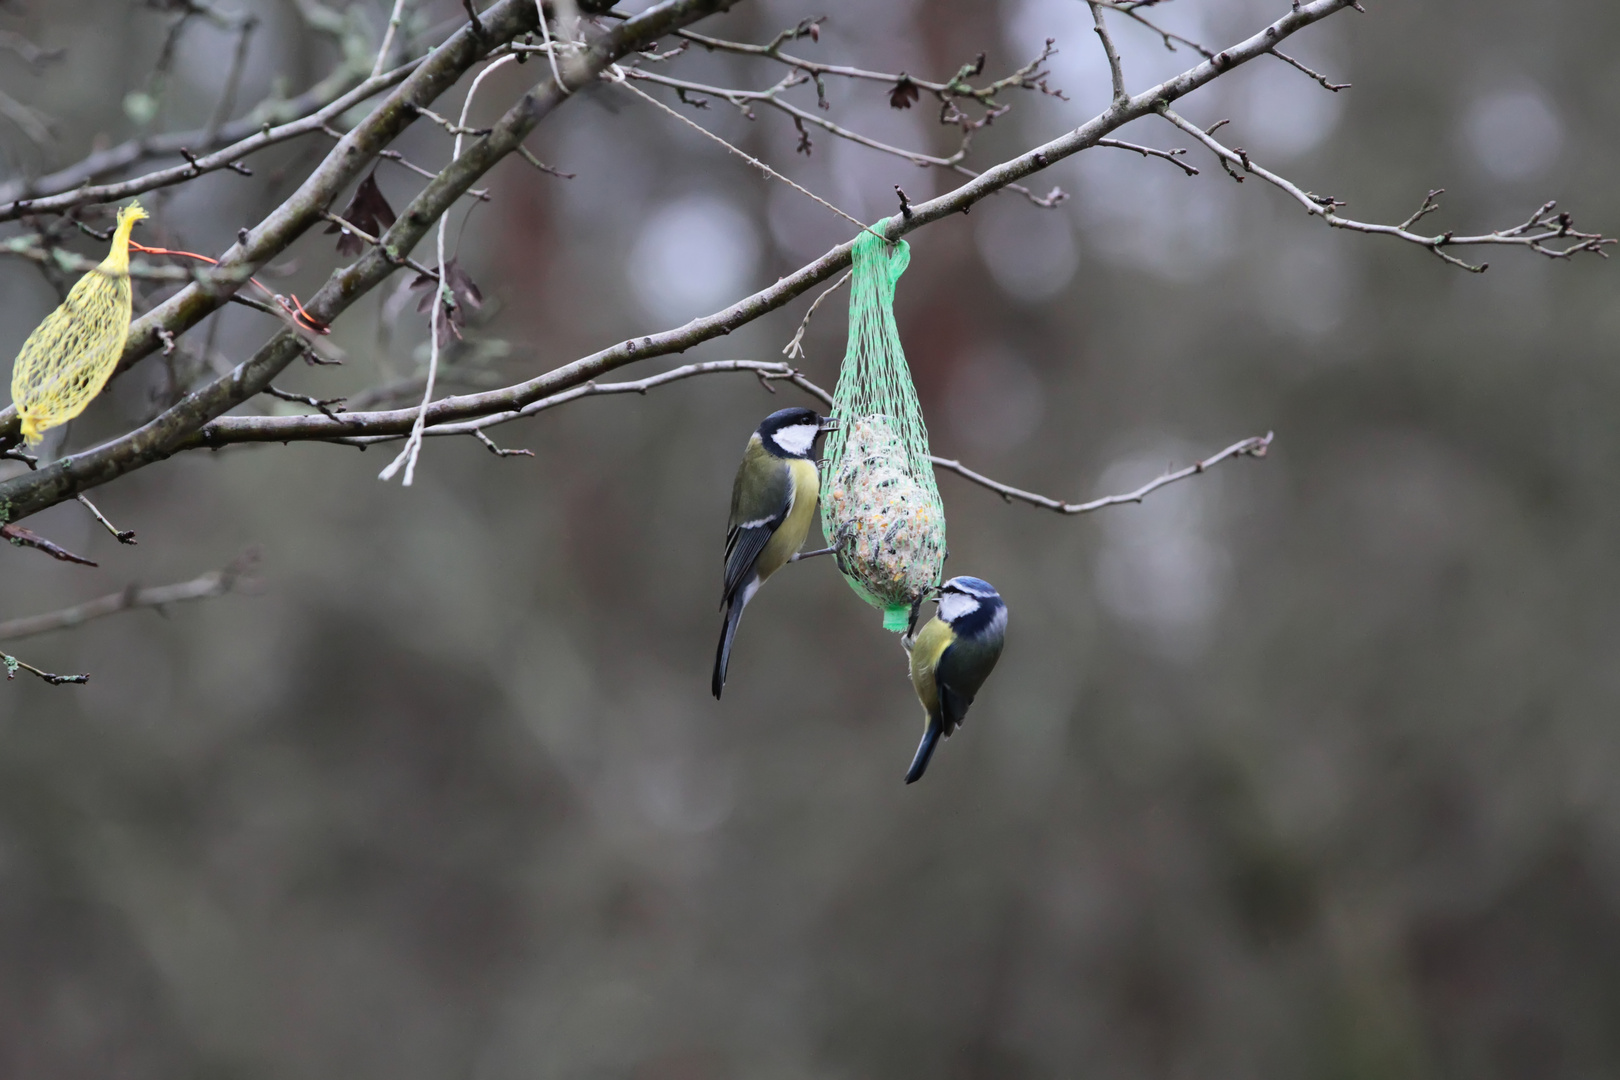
(909, 616, 954, 718)
(755, 456, 820, 582)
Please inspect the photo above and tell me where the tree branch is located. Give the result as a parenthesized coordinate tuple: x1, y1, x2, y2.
(1159, 106, 1612, 271)
(0, 554, 257, 643)
(3, 653, 88, 686)
(0, 0, 1526, 530)
(931, 433, 1274, 515)
(1089, 2, 1129, 107)
(1, 523, 96, 566)
(0, 0, 541, 450)
(147, 2, 1354, 457)
(0, 57, 426, 222)
(164, 358, 1270, 534)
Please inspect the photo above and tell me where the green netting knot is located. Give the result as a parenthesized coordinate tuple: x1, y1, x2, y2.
(820, 230, 946, 632)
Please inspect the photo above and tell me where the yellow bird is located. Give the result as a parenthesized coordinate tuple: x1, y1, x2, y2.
(10, 201, 147, 444)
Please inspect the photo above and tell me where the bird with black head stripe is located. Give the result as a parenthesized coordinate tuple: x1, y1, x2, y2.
(713, 406, 835, 698)
(904, 576, 1008, 783)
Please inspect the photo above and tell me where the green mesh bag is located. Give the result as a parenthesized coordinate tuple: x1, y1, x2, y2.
(820, 231, 946, 632)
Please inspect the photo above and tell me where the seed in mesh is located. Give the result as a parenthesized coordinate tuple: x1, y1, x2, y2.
(9, 202, 147, 444)
(826, 414, 945, 606)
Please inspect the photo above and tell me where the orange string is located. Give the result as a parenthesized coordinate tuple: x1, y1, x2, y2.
(129, 240, 329, 334)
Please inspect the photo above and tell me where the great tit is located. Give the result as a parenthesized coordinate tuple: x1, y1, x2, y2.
(905, 576, 1008, 783)
(713, 406, 833, 698)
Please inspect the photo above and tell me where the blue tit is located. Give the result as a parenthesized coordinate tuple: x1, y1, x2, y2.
(713, 406, 833, 698)
(905, 576, 1008, 783)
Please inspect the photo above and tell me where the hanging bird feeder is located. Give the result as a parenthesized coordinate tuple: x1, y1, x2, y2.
(10, 201, 146, 444)
(820, 230, 947, 632)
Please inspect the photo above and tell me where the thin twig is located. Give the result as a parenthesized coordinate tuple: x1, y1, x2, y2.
(932, 433, 1274, 514)
(264, 385, 349, 420)
(516, 146, 575, 178)
(76, 493, 137, 544)
(205, 15, 259, 141)
(408, 102, 494, 138)
(616, 60, 1070, 208)
(1097, 137, 1197, 175)
(1159, 105, 1613, 270)
(373, 146, 493, 198)
(319, 210, 441, 276)
(1268, 48, 1350, 92)
(0, 554, 258, 643)
(0, 56, 425, 221)
(1095, 0, 1213, 57)
(2, 653, 88, 685)
(675, 26, 1061, 107)
(1, 522, 96, 566)
(372, 0, 410, 77)
(783, 270, 851, 358)
(1089, 2, 1129, 106)
(473, 429, 533, 457)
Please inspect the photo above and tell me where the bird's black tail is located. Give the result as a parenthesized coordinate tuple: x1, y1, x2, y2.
(712, 596, 747, 699)
(904, 718, 943, 784)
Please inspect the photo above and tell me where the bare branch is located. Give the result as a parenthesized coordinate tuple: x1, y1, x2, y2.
(318, 211, 440, 277)
(1095, 1, 1213, 58)
(373, 0, 411, 77)
(204, 15, 260, 141)
(172, 359, 1269, 535)
(1088, 2, 1129, 106)
(1159, 106, 1612, 271)
(932, 434, 1273, 515)
(0, 57, 426, 222)
(3, 653, 88, 686)
(1268, 47, 1350, 92)
(618, 67, 1070, 206)
(782, 270, 850, 359)
(1097, 137, 1197, 175)
(1, 523, 97, 566)
(473, 429, 534, 457)
(76, 494, 137, 545)
(0, 0, 545, 452)
(516, 145, 576, 178)
(263, 385, 349, 421)
(0, 554, 258, 643)
(674, 26, 1061, 108)
(1, 0, 1519, 529)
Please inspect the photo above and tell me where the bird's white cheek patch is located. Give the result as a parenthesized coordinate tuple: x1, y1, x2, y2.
(938, 592, 980, 623)
(770, 424, 817, 456)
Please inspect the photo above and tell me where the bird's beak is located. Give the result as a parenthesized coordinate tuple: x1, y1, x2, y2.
(818, 416, 841, 432)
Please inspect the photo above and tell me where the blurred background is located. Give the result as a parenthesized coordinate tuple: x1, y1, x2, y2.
(2, 0, 1618, 1076)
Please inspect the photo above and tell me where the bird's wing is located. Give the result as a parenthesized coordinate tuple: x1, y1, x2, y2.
(935, 635, 1003, 736)
(937, 675, 973, 738)
(723, 446, 792, 603)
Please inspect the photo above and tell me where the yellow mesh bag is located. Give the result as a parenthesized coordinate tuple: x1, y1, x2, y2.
(9, 201, 147, 444)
